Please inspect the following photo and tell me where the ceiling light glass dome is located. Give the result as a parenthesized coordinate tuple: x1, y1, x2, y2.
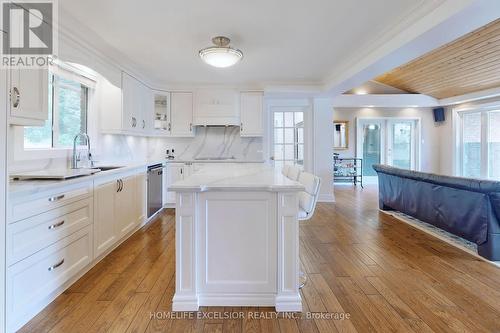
(199, 36, 243, 68)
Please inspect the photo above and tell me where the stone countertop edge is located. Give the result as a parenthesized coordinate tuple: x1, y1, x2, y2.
(8, 159, 267, 197)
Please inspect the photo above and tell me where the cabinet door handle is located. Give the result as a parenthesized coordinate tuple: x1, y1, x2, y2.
(142, 120, 145, 129)
(48, 259, 65, 271)
(190, 123, 192, 132)
(48, 194, 65, 202)
(168, 123, 171, 132)
(132, 117, 137, 128)
(240, 123, 243, 132)
(116, 180, 121, 192)
(120, 179, 124, 192)
(10, 87, 20, 108)
(117, 179, 123, 192)
(180, 168, 183, 175)
(48, 220, 65, 230)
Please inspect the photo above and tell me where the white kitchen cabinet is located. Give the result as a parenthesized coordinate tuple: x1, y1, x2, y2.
(121, 72, 140, 132)
(194, 89, 239, 126)
(94, 171, 146, 257)
(240, 92, 264, 137)
(94, 180, 118, 258)
(8, 7, 49, 126)
(116, 175, 137, 237)
(135, 172, 147, 224)
(140, 82, 153, 133)
(7, 226, 92, 332)
(153, 91, 194, 137)
(7, 169, 147, 332)
(164, 163, 193, 205)
(102, 71, 151, 135)
(153, 91, 171, 134)
(9, 68, 49, 126)
(6, 180, 94, 332)
(171, 92, 194, 137)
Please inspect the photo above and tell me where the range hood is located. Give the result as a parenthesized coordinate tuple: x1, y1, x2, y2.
(194, 89, 240, 126)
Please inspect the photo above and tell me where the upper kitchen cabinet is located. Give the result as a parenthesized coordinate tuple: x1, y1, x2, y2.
(240, 91, 264, 137)
(153, 91, 170, 134)
(140, 83, 154, 133)
(153, 91, 194, 137)
(171, 92, 194, 137)
(194, 89, 239, 126)
(122, 72, 144, 133)
(8, 5, 50, 126)
(101, 71, 152, 135)
(9, 68, 49, 126)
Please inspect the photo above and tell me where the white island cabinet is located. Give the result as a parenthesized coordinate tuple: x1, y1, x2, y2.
(169, 165, 304, 312)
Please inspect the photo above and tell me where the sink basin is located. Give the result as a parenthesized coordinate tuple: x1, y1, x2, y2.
(95, 166, 124, 171)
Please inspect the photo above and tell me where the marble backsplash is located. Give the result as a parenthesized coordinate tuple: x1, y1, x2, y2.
(9, 126, 263, 173)
(148, 126, 264, 161)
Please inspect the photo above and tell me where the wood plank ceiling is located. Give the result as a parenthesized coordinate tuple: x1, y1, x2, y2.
(375, 18, 500, 99)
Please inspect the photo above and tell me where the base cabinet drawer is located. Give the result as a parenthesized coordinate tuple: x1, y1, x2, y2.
(10, 182, 93, 222)
(7, 226, 92, 331)
(7, 198, 93, 265)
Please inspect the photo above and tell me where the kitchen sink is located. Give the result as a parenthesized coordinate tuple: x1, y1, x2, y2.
(95, 166, 125, 171)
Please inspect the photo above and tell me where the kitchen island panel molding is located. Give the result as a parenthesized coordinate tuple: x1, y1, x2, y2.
(172, 192, 198, 311)
(199, 192, 277, 293)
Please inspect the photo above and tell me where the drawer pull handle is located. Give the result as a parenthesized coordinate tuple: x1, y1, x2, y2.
(48, 194, 65, 202)
(48, 220, 65, 230)
(48, 259, 65, 271)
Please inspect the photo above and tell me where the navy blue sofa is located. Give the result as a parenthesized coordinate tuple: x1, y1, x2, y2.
(373, 164, 500, 261)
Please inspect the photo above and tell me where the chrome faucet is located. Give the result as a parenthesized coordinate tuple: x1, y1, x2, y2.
(72, 133, 93, 169)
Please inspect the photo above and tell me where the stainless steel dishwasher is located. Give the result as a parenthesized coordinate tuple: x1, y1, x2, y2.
(147, 164, 163, 218)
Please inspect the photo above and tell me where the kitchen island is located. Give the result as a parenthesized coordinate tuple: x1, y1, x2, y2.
(169, 164, 305, 312)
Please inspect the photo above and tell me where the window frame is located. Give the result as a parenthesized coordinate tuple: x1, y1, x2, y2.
(14, 63, 96, 161)
(23, 65, 92, 151)
(457, 105, 500, 179)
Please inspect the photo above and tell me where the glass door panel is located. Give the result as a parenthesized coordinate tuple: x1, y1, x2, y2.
(462, 112, 482, 178)
(388, 121, 413, 170)
(488, 111, 500, 180)
(273, 110, 304, 167)
(362, 123, 381, 176)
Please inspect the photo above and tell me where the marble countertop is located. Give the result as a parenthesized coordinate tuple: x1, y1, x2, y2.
(164, 159, 265, 164)
(169, 164, 304, 192)
(8, 159, 267, 197)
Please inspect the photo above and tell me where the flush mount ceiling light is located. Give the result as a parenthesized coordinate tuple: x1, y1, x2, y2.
(199, 36, 243, 68)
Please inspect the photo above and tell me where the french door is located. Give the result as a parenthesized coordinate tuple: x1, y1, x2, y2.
(272, 109, 304, 169)
(357, 118, 419, 176)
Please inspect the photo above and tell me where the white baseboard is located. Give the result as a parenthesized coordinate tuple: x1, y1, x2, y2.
(275, 294, 303, 312)
(199, 293, 277, 307)
(172, 294, 199, 311)
(172, 293, 302, 312)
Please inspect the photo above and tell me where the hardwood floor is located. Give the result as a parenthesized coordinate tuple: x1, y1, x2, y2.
(20, 185, 500, 333)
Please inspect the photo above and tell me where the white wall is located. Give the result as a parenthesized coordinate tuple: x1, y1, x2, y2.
(312, 98, 334, 202)
(0, 67, 7, 333)
(333, 107, 442, 174)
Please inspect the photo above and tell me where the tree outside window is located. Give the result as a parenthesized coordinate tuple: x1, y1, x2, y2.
(24, 73, 89, 149)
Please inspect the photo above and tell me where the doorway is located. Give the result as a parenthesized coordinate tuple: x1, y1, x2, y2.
(356, 118, 420, 178)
